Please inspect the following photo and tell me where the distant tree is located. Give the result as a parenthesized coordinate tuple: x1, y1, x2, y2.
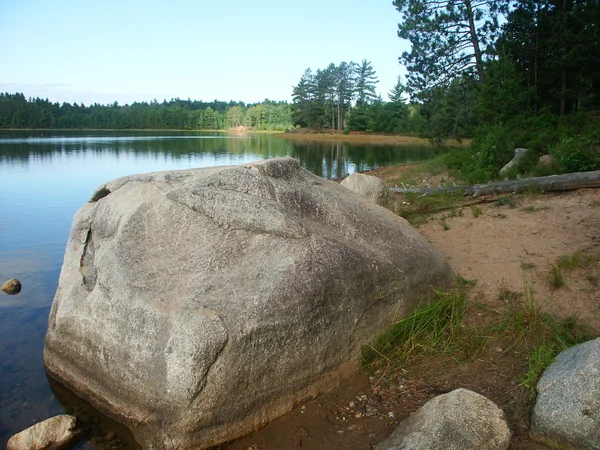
(334, 62, 357, 130)
(354, 59, 379, 106)
(292, 69, 318, 127)
(389, 76, 408, 103)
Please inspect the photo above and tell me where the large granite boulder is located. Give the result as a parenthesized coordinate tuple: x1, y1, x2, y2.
(532, 338, 600, 449)
(377, 389, 511, 450)
(340, 173, 398, 212)
(44, 158, 453, 450)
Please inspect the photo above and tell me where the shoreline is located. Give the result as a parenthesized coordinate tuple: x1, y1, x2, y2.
(279, 131, 469, 147)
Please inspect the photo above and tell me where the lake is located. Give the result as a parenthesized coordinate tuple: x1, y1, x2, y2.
(0, 130, 442, 447)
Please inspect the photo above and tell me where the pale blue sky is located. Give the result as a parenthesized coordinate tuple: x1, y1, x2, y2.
(0, 0, 410, 105)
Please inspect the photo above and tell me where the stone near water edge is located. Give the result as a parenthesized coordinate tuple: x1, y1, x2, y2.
(1, 278, 22, 295)
(377, 388, 511, 450)
(7, 414, 83, 450)
(340, 173, 398, 213)
(531, 337, 600, 449)
(44, 157, 454, 450)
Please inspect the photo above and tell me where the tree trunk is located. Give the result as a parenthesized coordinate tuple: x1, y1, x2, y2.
(390, 170, 600, 197)
(464, 0, 485, 84)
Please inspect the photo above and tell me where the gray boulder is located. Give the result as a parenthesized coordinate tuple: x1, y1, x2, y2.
(377, 388, 511, 450)
(7, 415, 82, 450)
(499, 148, 530, 177)
(532, 338, 600, 449)
(1, 278, 22, 295)
(538, 154, 555, 167)
(44, 158, 454, 450)
(340, 172, 398, 212)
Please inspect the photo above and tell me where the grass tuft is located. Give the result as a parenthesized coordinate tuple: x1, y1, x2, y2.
(550, 265, 564, 289)
(521, 262, 536, 270)
(557, 252, 582, 271)
(521, 205, 550, 213)
(495, 196, 516, 208)
(471, 206, 483, 218)
(362, 288, 469, 367)
(439, 217, 451, 230)
(522, 344, 555, 392)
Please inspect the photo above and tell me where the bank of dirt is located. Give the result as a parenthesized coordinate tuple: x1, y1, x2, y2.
(220, 164, 600, 450)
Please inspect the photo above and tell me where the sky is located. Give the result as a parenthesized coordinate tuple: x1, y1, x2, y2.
(0, 0, 411, 106)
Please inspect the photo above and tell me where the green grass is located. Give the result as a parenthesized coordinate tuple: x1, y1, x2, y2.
(557, 252, 583, 271)
(495, 196, 517, 208)
(521, 205, 550, 213)
(521, 262, 536, 270)
(364, 271, 593, 408)
(399, 192, 466, 227)
(549, 251, 600, 288)
(362, 288, 470, 366)
(498, 286, 523, 304)
(522, 344, 555, 392)
(471, 206, 483, 218)
(550, 265, 565, 289)
(439, 217, 451, 230)
(457, 276, 477, 288)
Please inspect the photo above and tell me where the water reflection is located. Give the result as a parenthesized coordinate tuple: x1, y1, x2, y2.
(0, 130, 444, 448)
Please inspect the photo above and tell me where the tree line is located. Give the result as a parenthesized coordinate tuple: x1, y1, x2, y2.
(0, 94, 294, 130)
(291, 60, 419, 134)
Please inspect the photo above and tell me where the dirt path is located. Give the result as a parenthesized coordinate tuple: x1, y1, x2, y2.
(220, 169, 600, 450)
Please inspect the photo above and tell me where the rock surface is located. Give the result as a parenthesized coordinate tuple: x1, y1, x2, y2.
(1, 278, 22, 295)
(532, 338, 600, 449)
(44, 158, 454, 450)
(340, 173, 398, 212)
(7, 414, 82, 450)
(377, 388, 511, 450)
(538, 154, 555, 167)
(499, 148, 530, 177)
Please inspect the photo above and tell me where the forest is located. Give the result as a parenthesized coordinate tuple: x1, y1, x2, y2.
(291, 0, 600, 176)
(0, 95, 294, 131)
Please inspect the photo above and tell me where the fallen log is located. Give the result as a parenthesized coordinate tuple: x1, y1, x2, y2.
(391, 170, 600, 197)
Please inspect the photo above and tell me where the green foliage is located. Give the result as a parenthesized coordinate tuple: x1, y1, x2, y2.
(440, 126, 516, 184)
(292, 61, 366, 131)
(549, 126, 600, 174)
(475, 52, 534, 126)
(393, 0, 502, 93)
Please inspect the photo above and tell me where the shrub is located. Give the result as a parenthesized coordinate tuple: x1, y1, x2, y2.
(549, 126, 600, 173)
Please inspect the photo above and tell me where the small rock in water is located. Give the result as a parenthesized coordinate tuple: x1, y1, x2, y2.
(2, 278, 22, 295)
(7, 414, 83, 450)
(104, 431, 116, 441)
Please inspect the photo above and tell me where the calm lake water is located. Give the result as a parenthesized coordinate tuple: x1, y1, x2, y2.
(0, 130, 442, 447)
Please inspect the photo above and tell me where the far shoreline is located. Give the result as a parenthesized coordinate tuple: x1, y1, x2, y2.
(279, 130, 470, 147)
(0, 127, 469, 147)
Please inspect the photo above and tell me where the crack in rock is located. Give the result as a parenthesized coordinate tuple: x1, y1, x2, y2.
(79, 228, 97, 291)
